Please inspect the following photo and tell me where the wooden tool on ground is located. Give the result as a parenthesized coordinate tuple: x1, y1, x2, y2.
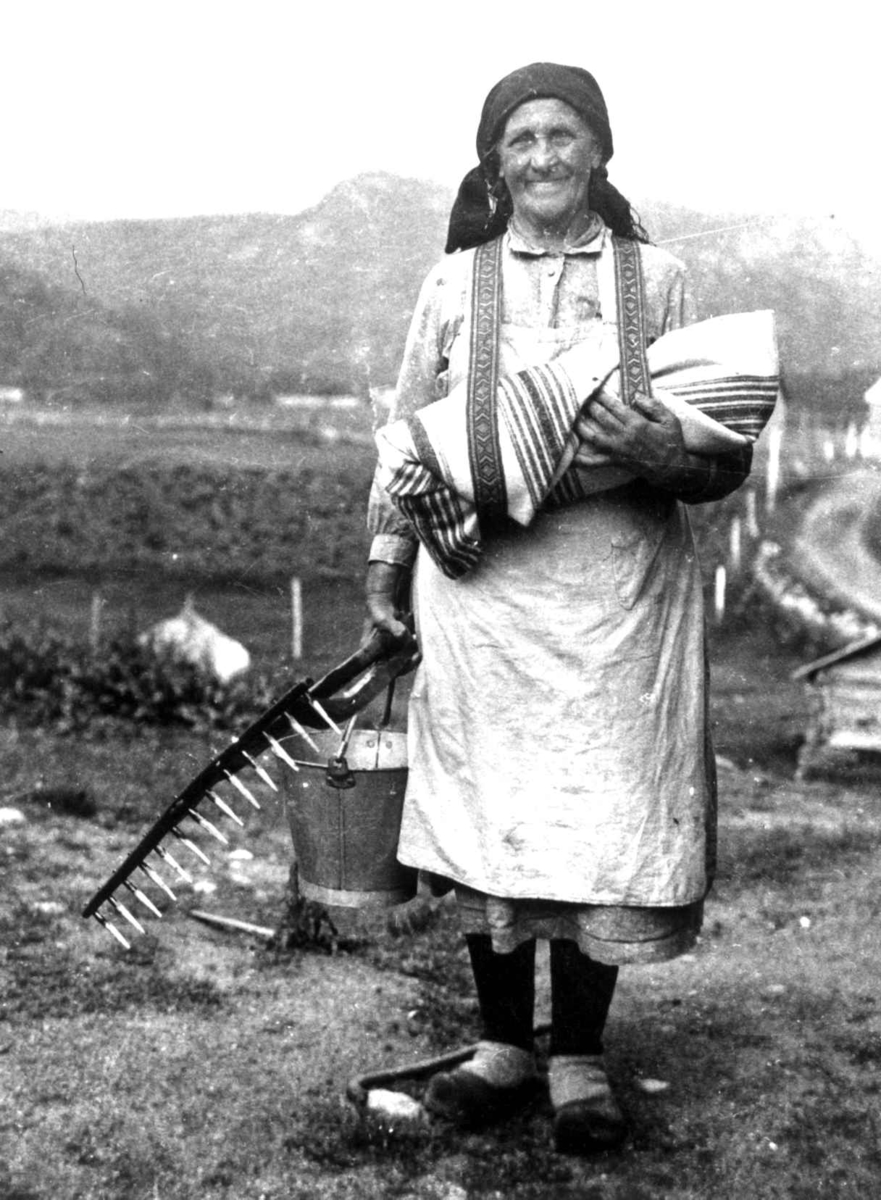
(82, 630, 419, 947)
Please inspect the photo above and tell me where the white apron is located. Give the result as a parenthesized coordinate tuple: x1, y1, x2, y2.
(397, 308, 713, 912)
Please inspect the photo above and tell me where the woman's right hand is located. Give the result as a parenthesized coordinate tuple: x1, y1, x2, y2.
(365, 561, 412, 642)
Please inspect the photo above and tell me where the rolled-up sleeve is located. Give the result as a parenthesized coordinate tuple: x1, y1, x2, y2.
(668, 442, 754, 505)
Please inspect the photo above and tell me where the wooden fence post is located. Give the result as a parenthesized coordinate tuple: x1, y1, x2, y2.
(745, 488, 760, 539)
(89, 591, 104, 654)
(765, 422, 783, 514)
(714, 564, 727, 624)
(728, 515, 742, 573)
(291, 577, 303, 660)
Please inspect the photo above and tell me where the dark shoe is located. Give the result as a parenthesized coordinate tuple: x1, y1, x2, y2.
(424, 1068, 538, 1129)
(553, 1096, 628, 1155)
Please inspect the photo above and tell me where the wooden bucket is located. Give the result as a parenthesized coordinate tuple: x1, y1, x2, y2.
(283, 727, 417, 908)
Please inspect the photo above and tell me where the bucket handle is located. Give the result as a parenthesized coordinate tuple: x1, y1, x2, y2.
(325, 714, 359, 790)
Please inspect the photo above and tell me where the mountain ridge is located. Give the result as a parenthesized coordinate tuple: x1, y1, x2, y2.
(1, 174, 877, 408)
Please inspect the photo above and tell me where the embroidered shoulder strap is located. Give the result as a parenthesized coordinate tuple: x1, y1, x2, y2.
(611, 235, 652, 406)
(466, 232, 650, 520)
(468, 236, 507, 522)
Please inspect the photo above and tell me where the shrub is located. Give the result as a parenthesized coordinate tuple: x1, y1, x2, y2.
(0, 618, 276, 735)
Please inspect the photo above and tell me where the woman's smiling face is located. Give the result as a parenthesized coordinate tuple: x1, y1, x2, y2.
(497, 97, 603, 238)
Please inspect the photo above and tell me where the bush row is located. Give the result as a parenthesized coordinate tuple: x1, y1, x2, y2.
(0, 455, 375, 584)
(0, 618, 279, 735)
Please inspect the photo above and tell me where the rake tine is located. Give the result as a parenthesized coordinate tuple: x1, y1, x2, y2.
(305, 694, 342, 735)
(264, 732, 300, 772)
(124, 880, 163, 919)
(187, 808, 229, 845)
(241, 750, 278, 792)
(223, 770, 261, 810)
(140, 862, 176, 901)
(109, 896, 146, 935)
(171, 828, 211, 866)
(95, 911, 131, 949)
(155, 844, 193, 883)
(206, 789, 244, 827)
(285, 713, 321, 754)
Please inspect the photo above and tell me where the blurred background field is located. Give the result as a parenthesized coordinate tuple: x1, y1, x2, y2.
(0, 395, 857, 762)
(0, 405, 374, 682)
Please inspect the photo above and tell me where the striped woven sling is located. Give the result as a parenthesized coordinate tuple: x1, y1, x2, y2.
(466, 233, 650, 523)
(375, 238, 777, 578)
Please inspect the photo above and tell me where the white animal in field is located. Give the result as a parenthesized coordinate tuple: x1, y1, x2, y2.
(140, 595, 251, 684)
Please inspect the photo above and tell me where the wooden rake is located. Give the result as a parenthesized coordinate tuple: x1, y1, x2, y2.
(82, 630, 419, 947)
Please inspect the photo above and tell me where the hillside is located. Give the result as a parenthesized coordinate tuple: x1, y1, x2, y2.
(0, 259, 215, 406)
(0, 178, 878, 411)
(642, 200, 881, 415)
(0, 209, 55, 233)
(0, 174, 452, 400)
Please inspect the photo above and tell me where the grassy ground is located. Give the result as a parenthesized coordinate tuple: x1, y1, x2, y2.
(3, 407, 880, 1198)
(0, 406, 376, 585)
(3, 621, 881, 1199)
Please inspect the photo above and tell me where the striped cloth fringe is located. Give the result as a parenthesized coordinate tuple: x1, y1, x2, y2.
(659, 375, 778, 441)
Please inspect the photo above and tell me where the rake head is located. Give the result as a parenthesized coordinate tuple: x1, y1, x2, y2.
(83, 630, 418, 947)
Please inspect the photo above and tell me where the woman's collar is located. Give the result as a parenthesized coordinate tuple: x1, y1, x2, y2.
(507, 211, 607, 257)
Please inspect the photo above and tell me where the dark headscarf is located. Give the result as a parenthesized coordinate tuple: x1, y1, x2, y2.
(476, 62, 613, 166)
(446, 61, 644, 253)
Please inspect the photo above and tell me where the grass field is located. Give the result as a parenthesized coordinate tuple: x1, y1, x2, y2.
(0, 406, 376, 674)
(4, 404, 880, 1198)
(4, 678, 881, 1199)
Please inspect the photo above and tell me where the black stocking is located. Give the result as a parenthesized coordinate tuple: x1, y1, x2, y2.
(465, 934, 536, 1052)
(549, 939, 619, 1057)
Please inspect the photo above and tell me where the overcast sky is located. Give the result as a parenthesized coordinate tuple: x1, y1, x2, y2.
(6, 0, 880, 252)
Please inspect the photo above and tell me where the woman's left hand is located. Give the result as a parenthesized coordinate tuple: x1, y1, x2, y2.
(574, 389, 695, 488)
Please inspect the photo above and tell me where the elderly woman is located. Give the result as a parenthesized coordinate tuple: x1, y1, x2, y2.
(365, 62, 752, 1155)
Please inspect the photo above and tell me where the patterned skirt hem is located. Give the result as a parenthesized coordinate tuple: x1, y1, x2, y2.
(453, 883, 704, 966)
